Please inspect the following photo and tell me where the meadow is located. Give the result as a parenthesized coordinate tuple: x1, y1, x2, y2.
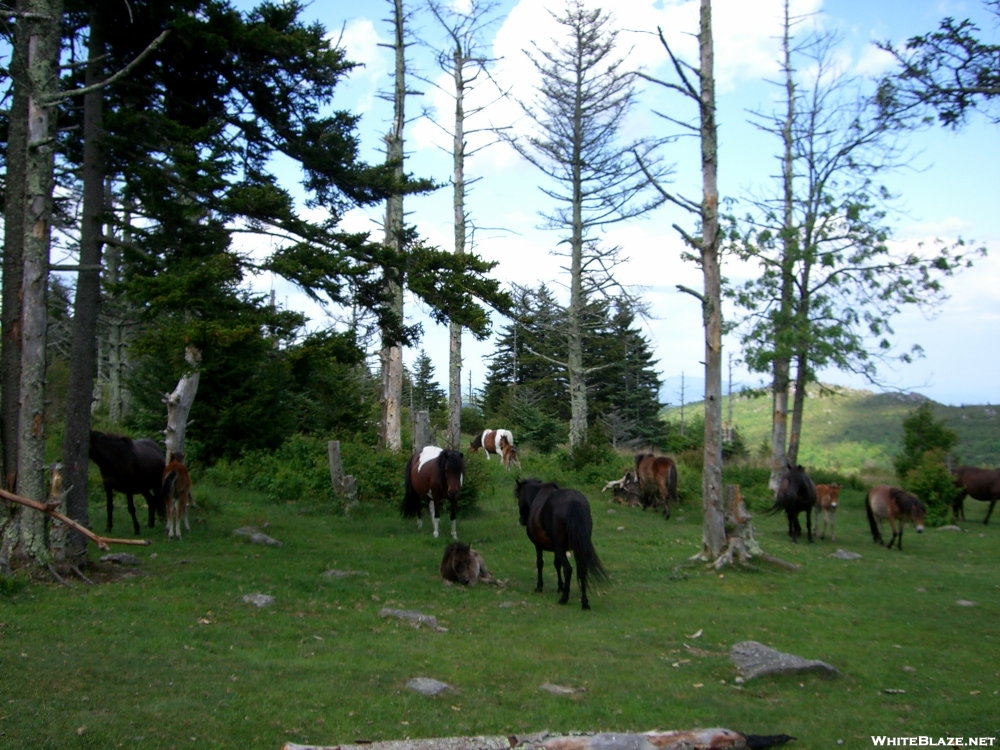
(1, 450, 998, 750)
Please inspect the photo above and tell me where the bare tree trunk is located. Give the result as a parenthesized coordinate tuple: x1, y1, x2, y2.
(447, 42, 468, 451)
(61, 5, 107, 564)
(378, 0, 407, 453)
(697, 0, 726, 561)
(164, 345, 201, 458)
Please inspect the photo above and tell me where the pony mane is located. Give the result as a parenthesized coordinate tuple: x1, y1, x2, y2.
(890, 487, 921, 513)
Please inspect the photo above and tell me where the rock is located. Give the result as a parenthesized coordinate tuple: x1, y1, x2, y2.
(828, 549, 862, 560)
(731, 640, 840, 680)
(406, 677, 452, 696)
(379, 607, 446, 632)
(100, 553, 141, 566)
(242, 593, 275, 608)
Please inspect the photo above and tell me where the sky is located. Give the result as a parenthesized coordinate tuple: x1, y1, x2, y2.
(241, 0, 1000, 407)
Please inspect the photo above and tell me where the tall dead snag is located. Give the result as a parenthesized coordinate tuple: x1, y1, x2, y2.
(164, 345, 201, 458)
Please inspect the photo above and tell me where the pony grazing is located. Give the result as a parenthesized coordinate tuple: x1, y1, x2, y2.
(866, 485, 926, 551)
(633, 453, 678, 518)
(402, 446, 465, 539)
(766, 463, 817, 543)
(514, 478, 607, 610)
(88, 430, 166, 535)
(469, 429, 520, 469)
(950, 465, 1000, 525)
(161, 452, 194, 540)
(812, 483, 841, 541)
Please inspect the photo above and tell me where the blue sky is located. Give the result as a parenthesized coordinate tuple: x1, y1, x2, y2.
(242, 0, 1000, 407)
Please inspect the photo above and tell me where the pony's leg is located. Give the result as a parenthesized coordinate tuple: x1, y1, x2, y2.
(126, 493, 141, 535)
(830, 511, 837, 542)
(104, 487, 115, 532)
(449, 500, 458, 540)
(429, 500, 439, 538)
(805, 508, 813, 543)
(557, 552, 573, 605)
(534, 546, 545, 592)
(984, 500, 997, 525)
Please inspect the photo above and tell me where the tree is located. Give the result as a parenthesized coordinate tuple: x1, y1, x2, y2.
(506, 0, 667, 449)
(407, 349, 447, 419)
(729, 2, 981, 488)
(877, 1, 1000, 127)
(894, 401, 958, 480)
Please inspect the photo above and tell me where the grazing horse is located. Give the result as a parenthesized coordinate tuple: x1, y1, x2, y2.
(439, 541, 496, 586)
(402, 446, 465, 539)
(633, 453, 678, 518)
(950, 465, 1000, 525)
(469, 428, 520, 469)
(866, 485, 926, 551)
(161, 452, 193, 540)
(811, 483, 841, 541)
(88, 430, 165, 535)
(766, 463, 817, 543)
(515, 478, 607, 610)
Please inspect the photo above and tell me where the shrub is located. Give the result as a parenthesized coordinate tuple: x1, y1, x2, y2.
(903, 447, 955, 526)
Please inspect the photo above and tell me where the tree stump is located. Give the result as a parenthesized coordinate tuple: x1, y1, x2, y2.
(327, 441, 357, 508)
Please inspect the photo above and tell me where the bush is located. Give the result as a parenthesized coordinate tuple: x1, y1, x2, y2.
(902, 448, 955, 526)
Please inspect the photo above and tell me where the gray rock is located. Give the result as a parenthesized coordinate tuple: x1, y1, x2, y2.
(242, 593, 275, 608)
(731, 640, 840, 680)
(379, 607, 446, 632)
(829, 548, 863, 560)
(406, 677, 452, 696)
(100, 553, 141, 566)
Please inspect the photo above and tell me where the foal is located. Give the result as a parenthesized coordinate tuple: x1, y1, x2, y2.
(162, 451, 194, 540)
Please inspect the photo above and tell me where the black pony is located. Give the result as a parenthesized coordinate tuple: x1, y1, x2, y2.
(402, 446, 465, 539)
(766, 463, 817, 543)
(88, 430, 166, 534)
(515, 478, 607, 610)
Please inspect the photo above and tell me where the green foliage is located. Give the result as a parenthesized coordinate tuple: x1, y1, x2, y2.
(0, 569, 30, 598)
(894, 401, 959, 480)
(902, 447, 955, 526)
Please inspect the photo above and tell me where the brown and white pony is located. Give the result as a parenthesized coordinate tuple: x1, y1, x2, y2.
(469, 429, 520, 469)
(161, 451, 194, 540)
(812, 483, 841, 540)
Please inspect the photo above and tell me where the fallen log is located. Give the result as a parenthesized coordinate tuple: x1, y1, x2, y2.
(0, 488, 150, 551)
(282, 727, 795, 750)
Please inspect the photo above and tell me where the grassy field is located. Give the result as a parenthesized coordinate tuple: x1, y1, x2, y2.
(2, 455, 999, 749)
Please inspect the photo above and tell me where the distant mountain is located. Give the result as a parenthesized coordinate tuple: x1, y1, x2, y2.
(662, 383, 1000, 473)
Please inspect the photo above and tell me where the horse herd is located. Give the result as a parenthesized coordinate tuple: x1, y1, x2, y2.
(89, 424, 1000, 606)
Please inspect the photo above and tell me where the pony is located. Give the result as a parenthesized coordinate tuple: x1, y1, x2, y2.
(633, 453, 678, 518)
(469, 429, 520, 469)
(161, 451, 194, 540)
(439, 541, 496, 586)
(950, 465, 1000, 524)
(402, 446, 465, 539)
(88, 430, 166, 535)
(766, 463, 816, 543)
(811, 483, 841, 541)
(514, 478, 607, 610)
(866, 485, 926, 551)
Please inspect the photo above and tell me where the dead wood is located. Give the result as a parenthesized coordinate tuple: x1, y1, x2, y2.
(0, 488, 151, 551)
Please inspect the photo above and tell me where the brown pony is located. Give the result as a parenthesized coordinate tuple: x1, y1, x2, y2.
(812, 483, 841, 541)
(161, 451, 193, 541)
(950, 465, 1000, 524)
(469, 429, 520, 469)
(633, 453, 678, 519)
(402, 446, 465, 539)
(866, 485, 926, 551)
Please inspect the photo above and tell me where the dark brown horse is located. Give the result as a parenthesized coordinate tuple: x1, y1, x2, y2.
(402, 446, 465, 539)
(515, 478, 607, 610)
(633, 453, 678, 518)
(439, 541, 496, 586)
(469, 429, 520, 469)
(950, 465, 1000, 524)
(766, 463, 817, 543)
(866, 485, 926, 550)
(89, 430, 165, 534)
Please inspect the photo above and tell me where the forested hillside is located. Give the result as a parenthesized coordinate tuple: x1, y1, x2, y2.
(665, 385, 1000, 474)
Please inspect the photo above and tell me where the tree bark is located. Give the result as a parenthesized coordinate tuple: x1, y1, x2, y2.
(164, 345, 201, 458)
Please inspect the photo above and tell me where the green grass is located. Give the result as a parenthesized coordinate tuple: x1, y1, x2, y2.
(2, 458, 999, 749)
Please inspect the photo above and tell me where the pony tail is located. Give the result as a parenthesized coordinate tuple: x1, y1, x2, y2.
(865, 491, 879, 542)
(401, 457, 422, 518)
(565, 506, 608, 583)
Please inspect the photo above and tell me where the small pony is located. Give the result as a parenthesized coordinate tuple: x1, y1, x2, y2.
(88, 430, 166, 535)
(866, 485, 926, 551)
(439, 541, 497, 586)
(515, 478, 607, 610)
(402, 446, 465, 539)
(766, 463, 817, 543)
(812, 483, 841, 541)
(469, 429, 520, 469)
(633, 453, 678, 518)
(950, 465, 1000, 524)
(161, 451, 194, 541)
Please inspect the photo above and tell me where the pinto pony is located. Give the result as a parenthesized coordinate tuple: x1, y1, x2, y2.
(515, 478, 607, 610)
(88, 430, 165, 535)
(812, 483, 841, 541)
(161, 452, 194, 540)
(633, 453, 678, 518)
(469, 429, 520, 469)
(402, 446, 465, 539)
(950, 465, 1000, 524)
(866, 485, 926, 551)
(766, 463, 817, 543)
